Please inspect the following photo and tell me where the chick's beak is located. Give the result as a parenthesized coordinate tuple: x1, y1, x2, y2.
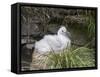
(66, 31, 71, 39)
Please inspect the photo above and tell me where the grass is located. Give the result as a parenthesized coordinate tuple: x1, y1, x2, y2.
(86, 16, 95, 38)
(31, 46, 95, 70)
(44, 46, 95, 69)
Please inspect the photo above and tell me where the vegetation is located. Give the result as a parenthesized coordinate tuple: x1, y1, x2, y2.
(45, 46, 95, 69)
(84, 15, 95, 39)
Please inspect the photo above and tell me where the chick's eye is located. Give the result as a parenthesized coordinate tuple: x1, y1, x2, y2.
(62, 30, 64, 32)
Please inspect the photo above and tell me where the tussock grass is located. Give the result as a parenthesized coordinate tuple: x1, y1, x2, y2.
(31, 46, 95, 70)
(45, 47, 95, 69)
